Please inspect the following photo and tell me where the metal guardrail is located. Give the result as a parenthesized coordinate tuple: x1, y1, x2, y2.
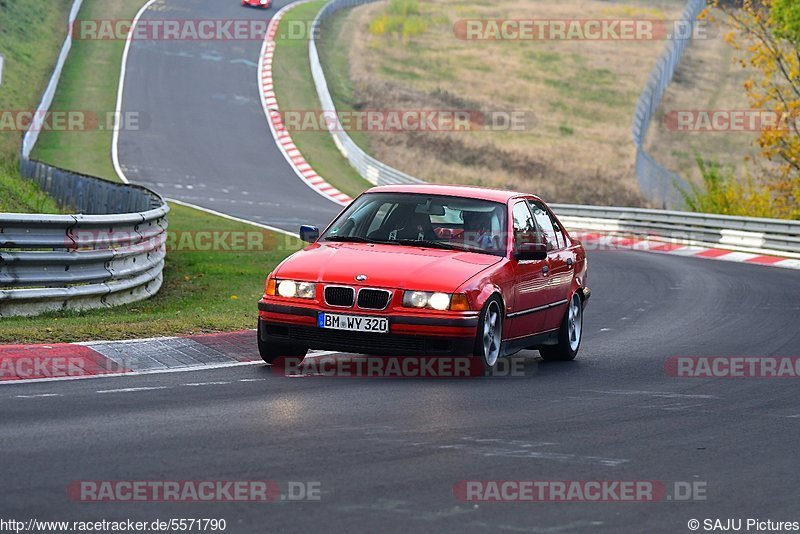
(310, 0, 422, 186)
(631, 0, 706, 208)
(312, 0, 705, 203)
(3, 0, 170, 317)
(2, 161, 169, 317)
(552, 203, 800, 258)
(21, 0, 85, 160)
(308, 0, 800, 258)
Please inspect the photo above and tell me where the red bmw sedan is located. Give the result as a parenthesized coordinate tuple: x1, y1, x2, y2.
(258, 185, 589, 371)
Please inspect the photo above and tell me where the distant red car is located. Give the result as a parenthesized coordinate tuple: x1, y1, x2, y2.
(241, 0, 271, 8)
(258, 184, 589, 371)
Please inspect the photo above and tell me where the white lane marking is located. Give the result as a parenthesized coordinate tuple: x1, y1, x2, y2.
(0, 360, 265, 386)
(1, 351, 346, 387)
(163, 198, 296, 237)
(15, 394, 63, 399)
(97, 386, 170, 394)
(182, 381, 232, 387)
(588, 389, 719, 399)
(239, 378, 266, 382)
(112, 0, 160, 184)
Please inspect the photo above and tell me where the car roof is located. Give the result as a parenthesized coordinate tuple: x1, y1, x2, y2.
(364, 184, 542, 204)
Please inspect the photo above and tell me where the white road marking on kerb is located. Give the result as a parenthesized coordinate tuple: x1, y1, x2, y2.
(15, 394, 63, 399)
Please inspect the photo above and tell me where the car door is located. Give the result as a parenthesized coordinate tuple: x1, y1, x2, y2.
(508, 200, 550, 339)
(528, 200, 573, 331)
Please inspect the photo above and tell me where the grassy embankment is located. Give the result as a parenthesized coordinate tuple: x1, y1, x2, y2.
(270, 0, 372, 198)
(0, 1, 68, 213)
(1, 0, 304, 343)
(321, 0, 692, 206)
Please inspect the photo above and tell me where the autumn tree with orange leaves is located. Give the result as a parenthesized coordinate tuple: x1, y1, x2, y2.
(709, 0, 800, 218)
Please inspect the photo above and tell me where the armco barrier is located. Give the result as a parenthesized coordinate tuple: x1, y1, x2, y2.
(552, 204, 800, 258)
(21, 0, 85, 160)
(2, 161, 169, 317)
(306, 0, 800, 259)
(310, 0, 422, 186)
(311, 0, 705, 204)
(4, 0, 170, 317)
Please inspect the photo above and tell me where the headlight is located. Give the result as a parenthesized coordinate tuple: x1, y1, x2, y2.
(276, 280, 316, 299)
(428, 292, 451, 311)
(405, 291, 429, 308)
(403, 291, 453, 310)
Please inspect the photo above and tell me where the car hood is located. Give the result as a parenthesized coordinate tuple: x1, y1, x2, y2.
(275, 242, 502, 292)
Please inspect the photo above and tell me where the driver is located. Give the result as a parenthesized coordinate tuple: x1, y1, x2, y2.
(463, 210, 500, 251)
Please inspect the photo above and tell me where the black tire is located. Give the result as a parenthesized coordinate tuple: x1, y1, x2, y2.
(473, 296, 504, 373)
(539, 292, 583, 362)
(257, 320, 308, 365)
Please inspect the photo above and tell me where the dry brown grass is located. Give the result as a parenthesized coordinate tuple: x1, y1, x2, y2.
(335, 0, 688, 206)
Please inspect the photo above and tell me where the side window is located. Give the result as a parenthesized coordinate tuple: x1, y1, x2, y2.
(528, 201, 559, 251)
(512, 201, 538, 247)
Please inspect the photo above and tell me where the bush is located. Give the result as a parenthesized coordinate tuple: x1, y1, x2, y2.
(679, 156, 775, 217)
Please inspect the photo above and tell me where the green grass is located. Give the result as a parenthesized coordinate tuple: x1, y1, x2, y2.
(272, 0, 372, 198)
(0, 0, 71, 213)
(0, 203, 301, 344)
(0, 0, 301, 341)
(32, 0, 143, 180)
(318, 7, 373, 154)
(0, 162, 63, 213)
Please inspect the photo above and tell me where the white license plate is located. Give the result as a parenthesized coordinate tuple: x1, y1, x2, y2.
(318, 313, 389, 333)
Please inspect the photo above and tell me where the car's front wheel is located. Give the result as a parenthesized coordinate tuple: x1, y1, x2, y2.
(539, 292, 583, 361)
(257, 320, 308, 365)
(474, 296, 503, 372)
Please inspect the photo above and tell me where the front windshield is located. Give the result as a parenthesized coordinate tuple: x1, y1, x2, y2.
(321, 193, 508, 257)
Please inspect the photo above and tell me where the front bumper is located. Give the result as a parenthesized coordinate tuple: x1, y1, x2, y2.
(258, 300, 478, 356)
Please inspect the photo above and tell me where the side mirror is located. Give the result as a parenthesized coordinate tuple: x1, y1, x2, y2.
(514, 242, 547, 261)
(300, 225, 320, 243)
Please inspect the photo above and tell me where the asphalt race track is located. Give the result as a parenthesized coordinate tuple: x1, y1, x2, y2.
(116, 0, 342, 231)
(3, 251, 800, 532)
(4, 0, 800, 532)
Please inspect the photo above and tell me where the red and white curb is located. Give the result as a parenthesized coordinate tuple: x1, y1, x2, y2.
(573, 231, 800, 270)
(0, 331, 257, 384)
(258, 0, 352, 206)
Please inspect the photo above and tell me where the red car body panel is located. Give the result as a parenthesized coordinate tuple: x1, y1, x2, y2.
(241, 0, 271, 8)
(258, 185, 588, 356)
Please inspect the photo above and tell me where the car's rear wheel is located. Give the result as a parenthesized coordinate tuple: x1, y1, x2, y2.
(539, 292, 583, 361)
(474, 297, 503, 372)
(257, 320, 308, 365)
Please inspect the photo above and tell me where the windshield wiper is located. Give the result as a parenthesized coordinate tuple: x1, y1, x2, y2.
(389, 239, 471, 252)
(322, 235, 378, 244)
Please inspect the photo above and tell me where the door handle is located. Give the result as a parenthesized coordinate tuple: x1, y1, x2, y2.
(566, 258, 574, 268)
(542, 265, 550, 275)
